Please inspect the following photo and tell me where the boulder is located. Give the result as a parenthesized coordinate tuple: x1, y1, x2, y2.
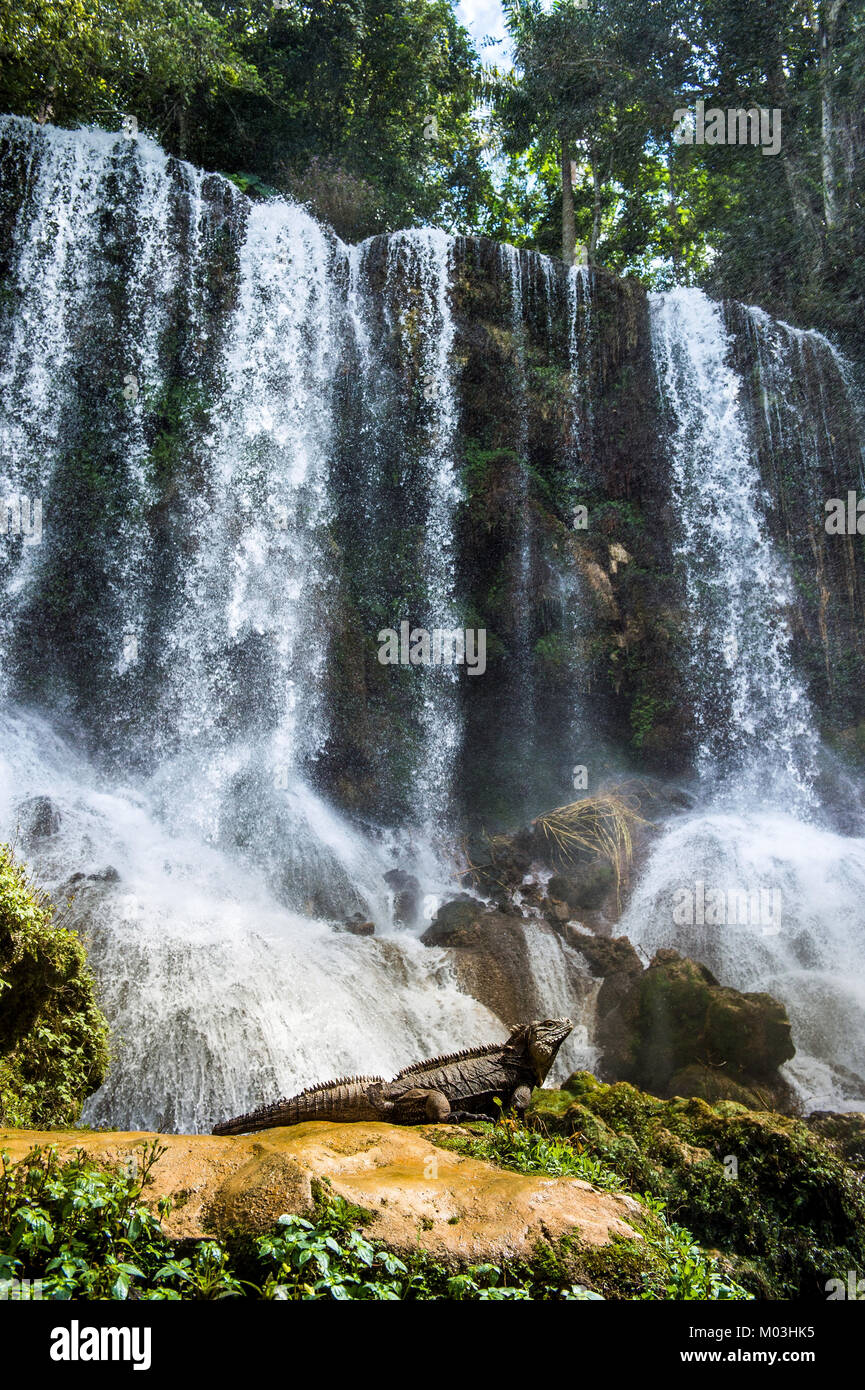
(0, 1122, 642, 1266)
(421, 898, 490, 946)
(548, 863, 615, 913)
(562, 929, 642, 983)
(421, 902, 536, 1024)
(604, 949, 795, 1100)
(665, 1063, 796, 1113)
(383, 869, 421, 927)
(16, 796, 61, 842)
(807, 1110, 865, 1169)
(88, 866, 120, 883)
(340, 913, 375, 936)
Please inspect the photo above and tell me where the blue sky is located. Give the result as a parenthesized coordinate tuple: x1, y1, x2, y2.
(454, 0, 513, 66)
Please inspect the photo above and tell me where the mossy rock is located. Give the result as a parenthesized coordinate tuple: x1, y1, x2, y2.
(807, 1111, 865, 1170)
(619, 949, 794, 1096)
(528, 1073, 865, 1298)
(0, 845, 109, 1127)
(667, 1063, 791, 1111)
(548, 861, 614, 911)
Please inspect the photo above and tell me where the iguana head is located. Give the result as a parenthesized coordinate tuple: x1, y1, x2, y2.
(508, 1018, 572, 1085)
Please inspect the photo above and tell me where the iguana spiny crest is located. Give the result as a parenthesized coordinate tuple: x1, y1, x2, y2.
(212, 1018, 572, 1135)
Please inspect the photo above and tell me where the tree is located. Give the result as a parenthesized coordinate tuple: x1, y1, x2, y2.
(0, 0, 262, 153)
(497, 0, 697, 267)
(0, 0, 492, 239)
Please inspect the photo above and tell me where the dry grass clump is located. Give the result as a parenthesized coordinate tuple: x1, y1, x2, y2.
(532, 791, 646, 902)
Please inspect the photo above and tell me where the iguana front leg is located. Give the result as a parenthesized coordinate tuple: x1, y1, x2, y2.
(511, 1084, 532, 1115)
(447, 1086, 533, 1125)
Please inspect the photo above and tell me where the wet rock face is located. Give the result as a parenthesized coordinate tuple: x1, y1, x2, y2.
(421, 901, 537, 1024)
(0, 1122, 642, 1264)
(603, 948, 795, 1101)
(383, 869, 420, 927)
(16, 796, 61, 842)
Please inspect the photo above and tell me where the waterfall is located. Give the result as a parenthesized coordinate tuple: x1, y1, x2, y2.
(150, 197, 355, 910)
(0, 119, 504, 1130)
(567, 263, 594, 469)
(619, 288, 865, 1111)
(650, 287, 819, 808)
(382, 230, 462, 834)
(619, 809, 865, 1110)
(521, 923, 600, 1083)
(4, 116, 864, 1126)
(0, 121, 188, 689)
(496, 242, 538, 755)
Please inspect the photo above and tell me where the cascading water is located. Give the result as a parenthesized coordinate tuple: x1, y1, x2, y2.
(381, 230, 462, 834)
(619, 288, 865, 1110)
(567, 263, 594, 469)
(4, 115, 865, 1128)
(650, 287, 818, 809)
(0, 119, 505, 1129)
(497, 243, 535, 738)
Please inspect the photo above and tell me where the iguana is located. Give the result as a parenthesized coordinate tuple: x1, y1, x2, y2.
(212, 1018, 572, 1135)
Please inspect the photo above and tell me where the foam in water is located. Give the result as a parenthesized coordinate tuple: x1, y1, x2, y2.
(618, 808, 865, 1109)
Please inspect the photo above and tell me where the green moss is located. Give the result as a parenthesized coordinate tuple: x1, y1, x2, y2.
(528, 1073, 865, 1298)
(0, 846, 109, 1128)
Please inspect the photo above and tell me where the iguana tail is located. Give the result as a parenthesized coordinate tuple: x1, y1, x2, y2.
(212, 1075, 386, 1135)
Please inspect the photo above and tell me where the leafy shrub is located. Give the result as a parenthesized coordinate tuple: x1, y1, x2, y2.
(0, 1144, 604, 1301)
(0, 846, 109, 1127)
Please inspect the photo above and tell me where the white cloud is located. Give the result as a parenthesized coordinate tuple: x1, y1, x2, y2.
(454, 0, 513, 66)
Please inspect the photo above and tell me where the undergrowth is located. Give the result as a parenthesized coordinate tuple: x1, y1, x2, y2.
(0, 1116, 749, 1300)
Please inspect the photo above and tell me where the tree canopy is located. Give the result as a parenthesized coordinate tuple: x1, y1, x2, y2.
(0, 0, 861, 345)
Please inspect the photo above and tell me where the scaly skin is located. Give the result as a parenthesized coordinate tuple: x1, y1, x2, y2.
(212, 1019, 572, 1136)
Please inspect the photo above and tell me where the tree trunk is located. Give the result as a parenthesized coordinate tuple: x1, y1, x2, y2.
(667, 148, 682, 279)
(561, 136, 576, 267)
(818, 0, 847, 231)
(589, 160, 602, 262)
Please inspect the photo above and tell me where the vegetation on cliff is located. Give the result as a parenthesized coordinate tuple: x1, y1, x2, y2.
(0, 846, 109, 1127)
(1, 0, 860, 348)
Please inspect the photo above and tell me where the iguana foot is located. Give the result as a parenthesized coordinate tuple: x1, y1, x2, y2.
(511, 1084, 532, 1114)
